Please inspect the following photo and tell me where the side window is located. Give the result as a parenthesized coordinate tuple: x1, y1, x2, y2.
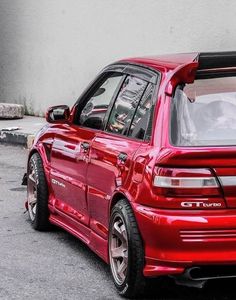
(106, 75, 147, 135)
(78, 73, 123, 130)
(128, 84, 154, 140)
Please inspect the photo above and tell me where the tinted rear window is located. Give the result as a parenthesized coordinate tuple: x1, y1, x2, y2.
(170, 77, 236, 146)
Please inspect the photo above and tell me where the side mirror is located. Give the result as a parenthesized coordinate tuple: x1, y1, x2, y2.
(46, 105, 70, 123)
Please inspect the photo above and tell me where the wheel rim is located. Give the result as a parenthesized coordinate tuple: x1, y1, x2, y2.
(109, 213, 128, 285)
(27, 163, 37, 221)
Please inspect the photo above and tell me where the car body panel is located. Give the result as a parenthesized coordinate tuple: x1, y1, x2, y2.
(50, 124, 97, 226)
(87, 131, 142, 239)
(134, 204, 236, 276)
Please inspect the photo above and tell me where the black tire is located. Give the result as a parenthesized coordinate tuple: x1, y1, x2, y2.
(27, 153, 50, 231)
(109, 199, 146, 298)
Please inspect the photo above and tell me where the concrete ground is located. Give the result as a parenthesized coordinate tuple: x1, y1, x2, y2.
(0, 116, 46, 147)
(0, 115, 45, 134)
(1, 143, 236, 300)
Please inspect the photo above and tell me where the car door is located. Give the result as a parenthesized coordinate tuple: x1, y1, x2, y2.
(49, 72, 125, 229)
(87, 70, 157, 240)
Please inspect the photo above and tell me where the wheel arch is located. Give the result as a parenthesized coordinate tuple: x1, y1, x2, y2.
(109, 191, 131, 216)
(27, 144, 50, 184)
(28, 149, 39, 170)
(28, 147, 38, 159)
(109, 190, 145, 244)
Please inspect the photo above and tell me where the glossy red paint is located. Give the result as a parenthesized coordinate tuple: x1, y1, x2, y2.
(27, 52, 236, 278)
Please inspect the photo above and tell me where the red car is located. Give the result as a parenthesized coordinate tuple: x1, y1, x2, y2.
(24, 52, 236, 298)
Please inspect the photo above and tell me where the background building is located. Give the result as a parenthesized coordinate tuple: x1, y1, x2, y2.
(0, 0, 235, 116)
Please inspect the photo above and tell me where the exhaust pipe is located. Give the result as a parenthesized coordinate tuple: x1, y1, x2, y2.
(173, 265, 236, 288)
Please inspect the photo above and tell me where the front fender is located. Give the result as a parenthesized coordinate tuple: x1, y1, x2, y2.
(28, 142, 52, 185)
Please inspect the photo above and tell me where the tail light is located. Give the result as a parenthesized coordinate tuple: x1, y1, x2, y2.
(153, 167, 225, 209)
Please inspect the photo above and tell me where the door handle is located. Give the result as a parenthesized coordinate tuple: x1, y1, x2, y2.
(117, 152, 128, 164)
(116, 152, 128, 183)
(81, 141, 90, 152)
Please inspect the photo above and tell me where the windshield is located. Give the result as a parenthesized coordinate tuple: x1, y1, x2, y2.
(170, 76, 236, 146)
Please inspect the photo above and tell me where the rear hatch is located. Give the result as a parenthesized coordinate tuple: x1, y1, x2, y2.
(167, 74, 236, 208)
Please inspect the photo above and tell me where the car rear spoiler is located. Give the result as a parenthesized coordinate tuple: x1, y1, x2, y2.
(198, 51, 236, 69)
(196, 51, 236, 79)
(165, 51, 236, 95)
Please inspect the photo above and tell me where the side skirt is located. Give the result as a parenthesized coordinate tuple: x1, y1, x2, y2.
(49, 210, 109, 263)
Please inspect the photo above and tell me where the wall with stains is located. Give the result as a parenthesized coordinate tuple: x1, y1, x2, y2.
(0, 0, 235, 116)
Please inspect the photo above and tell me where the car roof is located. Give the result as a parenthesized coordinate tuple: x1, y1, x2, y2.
(120, 53, 198, 72)
(119, 51, 236, 73)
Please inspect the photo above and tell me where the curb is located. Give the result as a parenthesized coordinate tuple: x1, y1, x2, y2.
(0, 130, 35, 148)
(0, 103, 24, 119)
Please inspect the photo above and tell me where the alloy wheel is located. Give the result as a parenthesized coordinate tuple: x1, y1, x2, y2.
(27, 164, 37, 221)
(109, 213, 129, 285)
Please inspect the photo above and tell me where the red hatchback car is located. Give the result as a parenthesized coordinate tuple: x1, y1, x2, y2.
(24, 52, 236, 298)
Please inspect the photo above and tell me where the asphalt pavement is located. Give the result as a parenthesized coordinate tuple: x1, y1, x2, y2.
(1, 144, 236, 300)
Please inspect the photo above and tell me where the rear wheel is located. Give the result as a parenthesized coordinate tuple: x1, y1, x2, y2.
(27, 153, 50, 231)
(109, 199, 146, 298)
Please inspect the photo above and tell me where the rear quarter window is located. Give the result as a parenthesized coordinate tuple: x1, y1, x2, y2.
(171, 77, 236, 146)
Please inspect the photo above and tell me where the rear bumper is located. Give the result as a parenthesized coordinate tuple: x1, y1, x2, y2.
(133, 204, 236, 277)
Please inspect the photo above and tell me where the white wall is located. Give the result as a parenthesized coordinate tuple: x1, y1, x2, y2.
(0, 0, 235, 116)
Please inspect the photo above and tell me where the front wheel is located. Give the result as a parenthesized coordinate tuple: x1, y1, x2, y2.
(27, 153, 50, 231)
(109, 199, 146, 298)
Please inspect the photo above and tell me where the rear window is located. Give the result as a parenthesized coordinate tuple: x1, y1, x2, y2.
(170, 76, 236, 146)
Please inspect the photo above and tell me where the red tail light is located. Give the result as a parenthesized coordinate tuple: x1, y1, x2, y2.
(153, 168, 225, 209)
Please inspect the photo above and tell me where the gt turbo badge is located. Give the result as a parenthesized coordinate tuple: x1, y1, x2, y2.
(181, 202, 222, 208)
